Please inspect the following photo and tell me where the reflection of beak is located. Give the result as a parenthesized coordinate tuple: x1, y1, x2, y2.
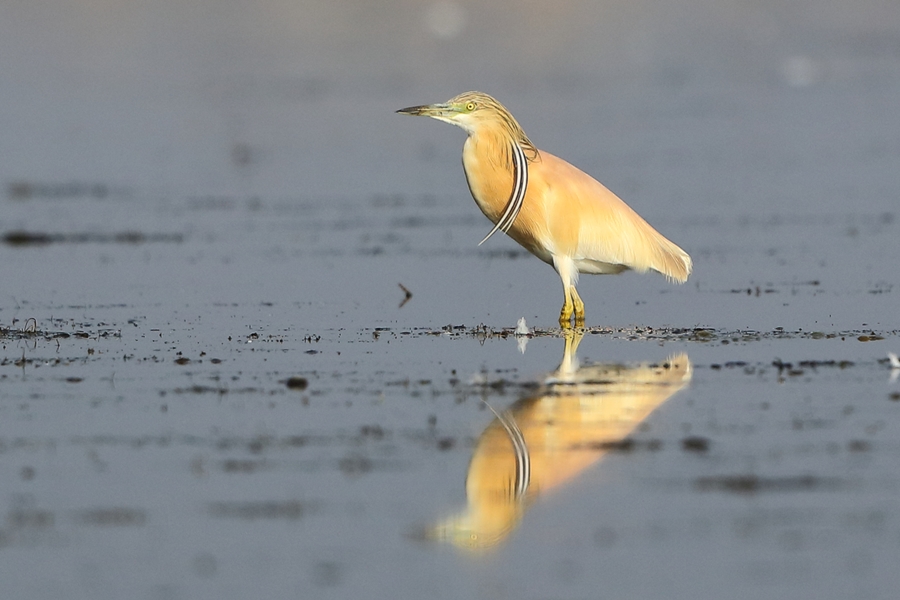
(396, 103, 454, 118)
(415, 513, 516, 552)
(403, 523, 435, 543)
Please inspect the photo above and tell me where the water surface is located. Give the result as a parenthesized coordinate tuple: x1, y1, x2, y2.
(1, 1, 899, 599)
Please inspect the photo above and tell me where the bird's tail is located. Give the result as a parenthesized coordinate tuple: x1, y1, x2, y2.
(648, 232, 692, 283)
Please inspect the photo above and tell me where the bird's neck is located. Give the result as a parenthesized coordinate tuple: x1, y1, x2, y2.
(461, 129, 518, 224)
(466, 125, 517, 170)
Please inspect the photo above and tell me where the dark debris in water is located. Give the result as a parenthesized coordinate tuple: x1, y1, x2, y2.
(0, 324, 112, 342)
(221, 459, 269, 474)
(73, 507, 147, 527)
(285, 376, 309, 390)
(857, 334, 884, 342)
(208, 500, 309, 520)
(398, 283, 413, 308)
(614, 326, 897, 344)
(7, 180, 113, 200)
(357, 324, 897, 345)
(168, 385, 234, 395)
(695, 474, 843, 495)
(681, 436, 711, 453)
(772, 358, 855, 373)
(568, 438, 664, 453)
(3, 230, 183, 247)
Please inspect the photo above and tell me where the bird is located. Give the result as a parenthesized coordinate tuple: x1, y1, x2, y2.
(397, 91, 692, 327)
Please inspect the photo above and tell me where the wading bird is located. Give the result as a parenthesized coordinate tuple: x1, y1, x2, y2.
(397, 92, 692, 327)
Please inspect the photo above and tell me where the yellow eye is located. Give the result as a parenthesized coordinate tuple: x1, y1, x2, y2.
(466, 102, 476, 111)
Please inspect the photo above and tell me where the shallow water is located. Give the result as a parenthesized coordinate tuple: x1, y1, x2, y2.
(2, 1, 900, 599)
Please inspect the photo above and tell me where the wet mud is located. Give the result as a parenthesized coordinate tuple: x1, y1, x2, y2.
(2, 182, 898, 597)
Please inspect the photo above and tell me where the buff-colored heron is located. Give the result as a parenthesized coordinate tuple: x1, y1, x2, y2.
(397, 91, 692, 327)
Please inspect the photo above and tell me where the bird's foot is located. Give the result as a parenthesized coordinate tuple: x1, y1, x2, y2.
(558, 310, 585, 329)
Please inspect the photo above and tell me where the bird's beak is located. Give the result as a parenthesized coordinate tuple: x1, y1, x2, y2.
(396, 103, 455, 118)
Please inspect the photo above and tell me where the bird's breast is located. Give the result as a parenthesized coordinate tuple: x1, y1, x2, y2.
(461, 137, 551, 261)
(461, 141, 512, 224)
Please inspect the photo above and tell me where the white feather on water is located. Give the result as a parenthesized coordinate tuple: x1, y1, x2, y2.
(515, 317, 530, 353)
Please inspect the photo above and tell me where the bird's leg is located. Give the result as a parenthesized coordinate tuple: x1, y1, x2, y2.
(571, 287, 585, 328)
(558, 294, 574, 328)
(559, 285, 585, 328)
(555, 257, 583, 328)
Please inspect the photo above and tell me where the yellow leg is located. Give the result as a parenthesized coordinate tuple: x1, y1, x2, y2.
(571, 287, 585, 328)
(559, 297, 573, 328)
(559, 285, 585, 328)
(554, 257, 584, 328)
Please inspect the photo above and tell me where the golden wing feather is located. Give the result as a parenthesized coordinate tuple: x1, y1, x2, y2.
(534, 152, 692, 282)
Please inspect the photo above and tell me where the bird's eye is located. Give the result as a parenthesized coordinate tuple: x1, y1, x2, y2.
(465, 102, 476, 111)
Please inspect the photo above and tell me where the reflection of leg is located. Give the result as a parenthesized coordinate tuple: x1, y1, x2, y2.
(559, 328, 585, 376)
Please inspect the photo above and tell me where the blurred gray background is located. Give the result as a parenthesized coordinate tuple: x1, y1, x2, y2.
(3, 0, 898, 211)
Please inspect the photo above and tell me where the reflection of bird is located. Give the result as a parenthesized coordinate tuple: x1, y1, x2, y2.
(427, 331, 692, 550)
(397, 92, 692, 327)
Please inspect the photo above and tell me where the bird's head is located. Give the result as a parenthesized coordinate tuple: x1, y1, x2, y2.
(398, 91, 511, 134)
(396, 91, 495, 132)
(397, 91, 538, 158)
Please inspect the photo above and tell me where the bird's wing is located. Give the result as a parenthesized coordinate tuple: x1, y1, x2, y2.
(534, 152, 692, 282)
